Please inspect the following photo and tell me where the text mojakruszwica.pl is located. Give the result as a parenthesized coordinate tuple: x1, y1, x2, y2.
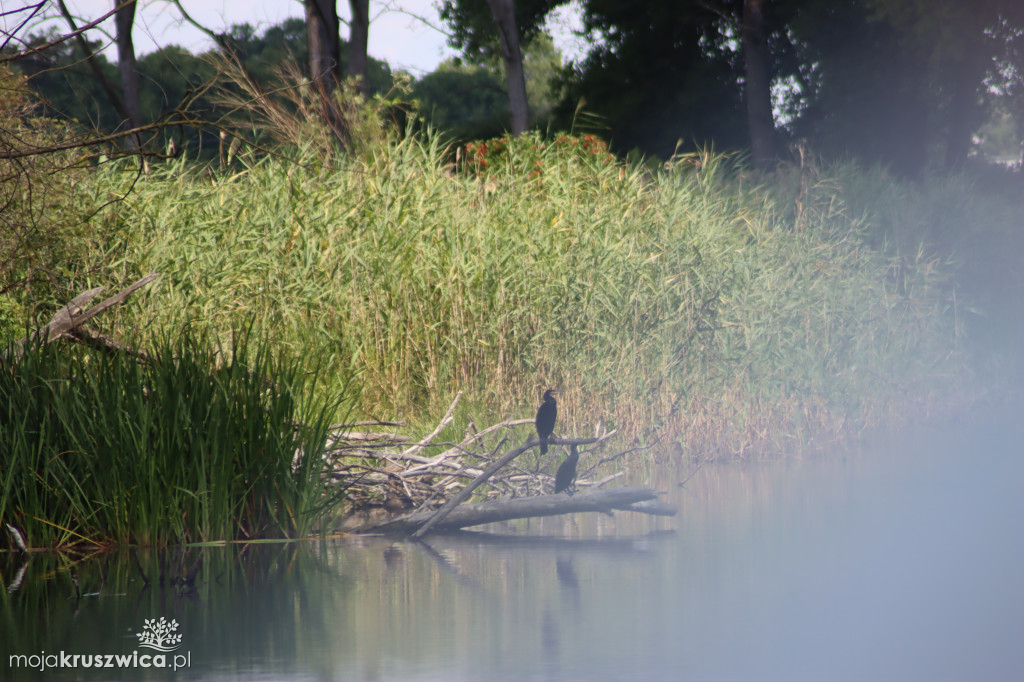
(9, 650, 191, 671)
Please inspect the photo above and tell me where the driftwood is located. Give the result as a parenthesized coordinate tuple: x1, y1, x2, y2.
(355, 486, 675, 535)
(11, 273, 160, 358)
(327, 391, 678, 537)
(319, 386, 681, 536)
(325, 391, 630, 517)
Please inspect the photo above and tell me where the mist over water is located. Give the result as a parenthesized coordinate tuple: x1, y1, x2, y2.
(3, 408, 1022, 682)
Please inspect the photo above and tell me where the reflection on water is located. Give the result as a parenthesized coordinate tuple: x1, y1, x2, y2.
(2, 411, 1022, 681)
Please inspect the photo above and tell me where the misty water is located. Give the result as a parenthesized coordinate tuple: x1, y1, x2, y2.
(2, 408, 1022, 682)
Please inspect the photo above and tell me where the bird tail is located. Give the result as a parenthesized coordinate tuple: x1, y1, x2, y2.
(539, 437, 548, 455)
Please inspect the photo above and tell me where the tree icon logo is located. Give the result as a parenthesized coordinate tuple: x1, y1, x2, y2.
(136, 617, 183, 652)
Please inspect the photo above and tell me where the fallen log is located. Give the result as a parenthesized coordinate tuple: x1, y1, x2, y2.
(353, 486, 674, 535)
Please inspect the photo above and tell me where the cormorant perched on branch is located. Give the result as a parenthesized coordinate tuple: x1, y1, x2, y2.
(554, 443, 579, 494)
(535, 388, 558, 455)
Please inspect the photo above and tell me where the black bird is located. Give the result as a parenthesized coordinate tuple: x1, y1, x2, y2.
(535, 388, 558, 455)
(554, 444, 579, 494)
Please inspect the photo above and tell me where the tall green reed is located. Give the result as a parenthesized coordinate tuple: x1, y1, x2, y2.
(0, 328, 347, 549)
(86, 131, 964, 459)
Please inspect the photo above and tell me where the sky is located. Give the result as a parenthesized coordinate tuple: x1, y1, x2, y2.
(7, 0, 587, 76)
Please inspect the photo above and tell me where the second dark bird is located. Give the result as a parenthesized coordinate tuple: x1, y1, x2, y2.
(554, 444, 579, 494)
(535, 388, 558, 455)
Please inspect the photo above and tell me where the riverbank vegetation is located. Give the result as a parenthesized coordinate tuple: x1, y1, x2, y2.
(1, 330, 345, 548)
(2, 62, 1020, 548)
(85, 128, 972, 457)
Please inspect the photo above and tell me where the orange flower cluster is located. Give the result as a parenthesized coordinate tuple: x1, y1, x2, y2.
(461, 133, 616, 178)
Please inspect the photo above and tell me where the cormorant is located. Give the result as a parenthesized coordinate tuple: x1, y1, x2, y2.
(554, 443, 579, 494)
(535, 388, 558, 455)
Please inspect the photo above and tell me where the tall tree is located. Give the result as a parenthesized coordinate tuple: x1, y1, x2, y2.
(114, 0, 143, 145)
(305, 0, 347, 146)
(485, 0, 529, 133)
(306, 0, 342, 93)
(743, 0, 776, 171)
(411, 35, 562, 137)
(440, 0, 559, 135)
(348, 0, 370, 93)
(785, 0, 932, 175)
(53, 0, 130, 126)
(865, 0, 1021, 171)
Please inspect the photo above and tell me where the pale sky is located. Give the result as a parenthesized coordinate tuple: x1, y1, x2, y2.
(6, 0, 586, 75)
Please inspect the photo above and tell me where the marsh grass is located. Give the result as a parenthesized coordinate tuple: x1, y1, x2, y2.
(0, 328, 347, 549)
(84, 130, 965, 460)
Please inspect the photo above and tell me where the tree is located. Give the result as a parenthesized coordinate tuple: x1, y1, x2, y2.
(412, 60, 508, 137)
(7, 27, 121, 129)
(305, 0, 346, 145)
(784, 0, 932, 174)
(782, 0, 1024, 174)
(559, 1, 746, 157)
(413, 32, 562, 138)
(484, 0, 529, 134)
(865, 0, 1024, 171)
(440, 0, 561, 135)
(114, 0, 143, 146)
(743, 0, 776, 171)
(306, 0, 342, 89)
(348, 0, 370, 93)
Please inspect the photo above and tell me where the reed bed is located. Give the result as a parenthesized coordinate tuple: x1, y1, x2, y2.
(88, 132, 962, 459)
(0, 329, 346, 548)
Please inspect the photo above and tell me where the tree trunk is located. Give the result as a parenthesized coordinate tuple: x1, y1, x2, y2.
(943, 59, 982, 171)
(305, 0, 348, 147)
(114, 0, 143, 148)
(742, 0, 775, 172)
(485, 0, 529, 135)
(306, 0, 342, 93)
(348, 0, 370, 94)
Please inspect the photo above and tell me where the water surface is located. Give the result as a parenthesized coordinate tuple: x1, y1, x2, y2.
(2, 411, 1022, 681)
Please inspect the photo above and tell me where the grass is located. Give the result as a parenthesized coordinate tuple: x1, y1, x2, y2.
(0, 328, 348, 549)
(79, 131, 966, 459)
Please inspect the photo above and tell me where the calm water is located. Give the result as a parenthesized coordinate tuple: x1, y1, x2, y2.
(2, 410, 1022, 681)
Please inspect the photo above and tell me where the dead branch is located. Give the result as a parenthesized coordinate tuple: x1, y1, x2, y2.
(9, 273, 160, 357)
(400, 391, 462, 459)
(355, 487, 673, 535)
(412, 437, 534, 538)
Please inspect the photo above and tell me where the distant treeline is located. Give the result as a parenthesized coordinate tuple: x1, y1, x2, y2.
(7, 0, 1024, 174)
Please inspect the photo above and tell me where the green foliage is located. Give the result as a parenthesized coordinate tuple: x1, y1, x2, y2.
(975, 108, 1022, 162)
(558, 2, 747, 157)
(440, 0, 558, 61)
(412, 60, 508, 137)
(0, 64, 102, 317)
(787, 1, 932, 175)
(85, 132, 962, 458)
(5, 27, 122, 129)
(0, 294, 24, 345)
(413, 33, 565, 138)
(0, 328, 347, 549)
(7, 18, 395, 158)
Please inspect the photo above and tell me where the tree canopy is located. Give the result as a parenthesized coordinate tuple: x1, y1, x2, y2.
(5, 0, 1023, 173)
